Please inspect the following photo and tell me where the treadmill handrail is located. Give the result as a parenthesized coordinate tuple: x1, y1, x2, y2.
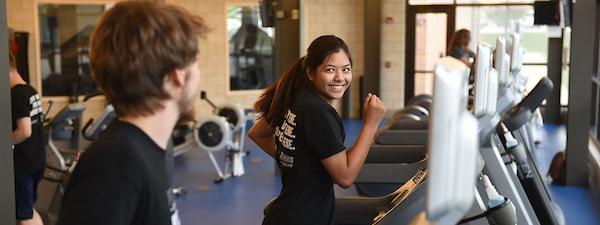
(502, 77, 553, 131)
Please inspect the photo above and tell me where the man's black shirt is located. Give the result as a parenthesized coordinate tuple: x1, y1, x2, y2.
(264, 88, 346, 225)
(57, 121, 171, 225)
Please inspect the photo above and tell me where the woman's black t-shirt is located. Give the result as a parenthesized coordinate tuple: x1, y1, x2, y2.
(449, 47, 475, 60)
(263, 88, 347, 225)
(57, 121, 171, 225)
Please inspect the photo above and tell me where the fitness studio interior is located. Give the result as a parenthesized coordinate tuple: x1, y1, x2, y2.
(1, 0, 599, 225)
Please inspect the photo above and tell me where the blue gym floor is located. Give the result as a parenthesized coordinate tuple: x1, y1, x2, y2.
(173, 121, 600, 225)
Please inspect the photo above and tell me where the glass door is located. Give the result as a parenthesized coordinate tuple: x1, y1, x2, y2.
(405, 5, 455, 102)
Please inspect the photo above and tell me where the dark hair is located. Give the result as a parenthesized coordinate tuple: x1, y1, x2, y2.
(254, 35, 352, 124)
(448, 29, 471, 53)
(90, 1, 209, 117)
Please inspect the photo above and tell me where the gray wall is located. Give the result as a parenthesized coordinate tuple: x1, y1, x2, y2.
(1, 0, 17, 223)
(566, 0, 598, 186)
(362, 0, 381, 113)
(273, 0, 300, 80)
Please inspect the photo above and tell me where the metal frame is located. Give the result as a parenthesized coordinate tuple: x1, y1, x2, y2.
(273, 0, 300, 81)
(566, 0, 598, 187)
(1, 0, 16, 223)
(363, 0, 381, 111)
(545, 35, 563, 124)
(480, 135, 539, 225)
(592, 4, 600, 145)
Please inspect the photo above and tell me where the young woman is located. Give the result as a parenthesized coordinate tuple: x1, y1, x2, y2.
(248, 35, 386, 225)
(448, 29, 475, 67)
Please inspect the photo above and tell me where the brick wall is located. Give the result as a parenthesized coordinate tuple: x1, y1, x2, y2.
(301, 0, 364, 118)
(380, 0, 406, 114)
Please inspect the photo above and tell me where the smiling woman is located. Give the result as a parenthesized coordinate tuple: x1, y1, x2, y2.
(248, 35, 386, 225)
(310, 51, 352, 101)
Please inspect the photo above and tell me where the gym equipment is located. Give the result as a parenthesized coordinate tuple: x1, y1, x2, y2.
(500, 78, 565, 225)
(415, 46, 518, 225)
(494, 37, 518, 116)
(353, 145, 427, 197)
(506, 34, 546, 152)
(45, 102, 86, 171)
(494, 37, 511, 89)
(504, 34, 563, 225)
(173, 91, 248, 183)
(353, 94, 431, 196)
(458, 41, 533, 225)
(425, 56, 480, 225)
(81, 93, 116, 141)
(354, 97, 430, 196)
(390, 95, 432, 122)
(332, 56, 478, 225)
(376, 119, 428, 145)
(473, 43, 501, 142)
(378, 95, 431, 145)
(459, 43, 519, 225)
(346, 47, 518, 225)
(478, 79, 560, 225)
(473, 43, 498, 119)
(509, 33, 527, 93)
(36, 102, 85, 225)
(472, 35, 565, 225)
(335, 37, 559, 224)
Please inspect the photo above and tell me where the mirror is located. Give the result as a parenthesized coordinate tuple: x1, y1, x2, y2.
(38, 3, 109, 97)
(227, 4, 275, 91)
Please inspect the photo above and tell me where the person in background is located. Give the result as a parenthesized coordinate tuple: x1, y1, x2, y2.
(448, 28, 475, 67)
(9, 28, 45, 225)
(56, 1, 208, 225)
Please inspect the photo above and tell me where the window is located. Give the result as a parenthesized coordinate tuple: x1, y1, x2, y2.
(414, 13, 448, 96)
(456, 5, 550, 93)
(227, 5, 275, 91)
(38, 4, 108, 96)
(561, 27, 571, 106)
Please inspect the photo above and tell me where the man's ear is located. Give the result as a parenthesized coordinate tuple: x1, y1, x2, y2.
(167, 68, 187, 87)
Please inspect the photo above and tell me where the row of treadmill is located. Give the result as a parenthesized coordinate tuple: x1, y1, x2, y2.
(330, 33, 565, 225)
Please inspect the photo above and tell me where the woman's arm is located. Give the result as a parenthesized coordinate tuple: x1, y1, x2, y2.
(248, 118, 276, 158)
(321, 93, 385, 188)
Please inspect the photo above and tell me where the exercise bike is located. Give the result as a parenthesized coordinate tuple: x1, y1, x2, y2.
(36, 100, 85, 225)
(173, 91, 248, 183)
(80, 93, 117, 141)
